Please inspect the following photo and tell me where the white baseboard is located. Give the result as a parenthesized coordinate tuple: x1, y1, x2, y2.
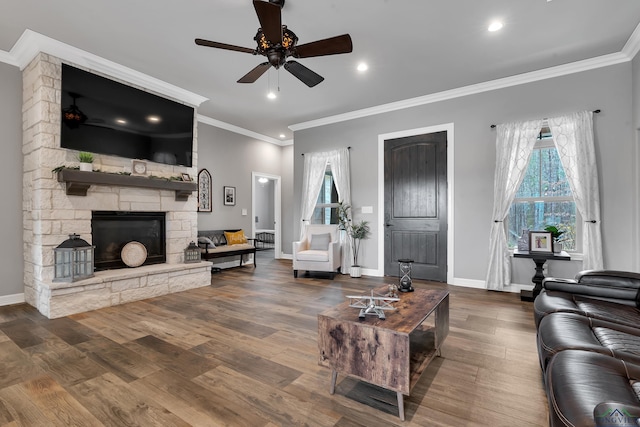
(0, 293, 25, 306)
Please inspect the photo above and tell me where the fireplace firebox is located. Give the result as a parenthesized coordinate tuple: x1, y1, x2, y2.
(92, 211, 166, 271)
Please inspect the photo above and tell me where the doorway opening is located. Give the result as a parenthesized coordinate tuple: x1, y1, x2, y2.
(252, 172, 282, 259)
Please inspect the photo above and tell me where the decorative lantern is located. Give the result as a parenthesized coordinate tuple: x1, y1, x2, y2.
(398, 258, 414, 292)
(54, 234, 94, 282)
(184, 241, 201, 263)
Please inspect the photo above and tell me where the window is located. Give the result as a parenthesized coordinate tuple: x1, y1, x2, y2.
(507, 131, 580, 251)
(311, 168, 339, 224)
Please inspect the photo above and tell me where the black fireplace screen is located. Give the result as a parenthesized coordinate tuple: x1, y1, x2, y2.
(92, 211, 166, 271)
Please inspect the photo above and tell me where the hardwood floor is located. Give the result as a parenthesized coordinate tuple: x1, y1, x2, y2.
(0, 251, 549, 426)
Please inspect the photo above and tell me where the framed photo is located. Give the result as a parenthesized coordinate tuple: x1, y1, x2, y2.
(181, 173, 191, 182)
(131, 160, 147, 176)
(197, 169, 212, 212)
(529, 231, 553, 253)
(224, 186, 236, 206)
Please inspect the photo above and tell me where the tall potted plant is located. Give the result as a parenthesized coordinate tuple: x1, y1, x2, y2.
(337, 201, 371, 278)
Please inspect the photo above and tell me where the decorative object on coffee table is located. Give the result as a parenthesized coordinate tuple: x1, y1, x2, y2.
(224, 186, 236, 206)
(197, 168, 212, 212)
(346, 290, 399, 320)
(53, 233, 94, 282)
(544, 225, 565, 253)
(121, 241, 147, 267)
(398, 259, 414, 292)
(517, 229, 530, 252)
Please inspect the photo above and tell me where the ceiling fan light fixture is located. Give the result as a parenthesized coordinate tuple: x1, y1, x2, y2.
(357, 62, 369, 72)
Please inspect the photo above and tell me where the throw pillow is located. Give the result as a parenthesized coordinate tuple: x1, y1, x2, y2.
(224, 230, 248, 245)
(198, 236, 215, 248)
(309, 233, 331, 251)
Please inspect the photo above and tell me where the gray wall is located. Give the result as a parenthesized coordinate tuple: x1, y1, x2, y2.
(293, 63, 637, 284)
(280, 144, 294, 254)
(0, 62, 25, 298)
(197, 123, 290, 252)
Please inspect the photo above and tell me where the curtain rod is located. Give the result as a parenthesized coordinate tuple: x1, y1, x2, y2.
(489, 109, 601, 129)
(301, 146, 351, 156)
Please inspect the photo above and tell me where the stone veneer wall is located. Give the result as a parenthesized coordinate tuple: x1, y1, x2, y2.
(22, 53, 211, 319)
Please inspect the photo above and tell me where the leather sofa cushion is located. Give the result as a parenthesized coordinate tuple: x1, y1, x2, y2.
(546, 350, 640, 427)
(537, 312, 640, 371)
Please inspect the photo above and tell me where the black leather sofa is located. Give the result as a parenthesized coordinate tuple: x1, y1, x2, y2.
(534, 270, 640, 426)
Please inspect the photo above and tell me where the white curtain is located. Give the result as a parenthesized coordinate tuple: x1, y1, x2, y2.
(485, 119, 543, 290)
(548, 111, 603, 270)
(327, 148, 352, 274)
(299, 152, 329, 239)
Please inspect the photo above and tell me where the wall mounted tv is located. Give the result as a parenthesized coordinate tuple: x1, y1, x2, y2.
(60, 64, 195, 167)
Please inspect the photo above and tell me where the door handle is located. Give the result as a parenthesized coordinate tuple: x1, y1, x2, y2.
(386, 223, 393, 227)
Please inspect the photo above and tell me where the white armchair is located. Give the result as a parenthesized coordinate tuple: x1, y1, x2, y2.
(292, 224, 341, 278)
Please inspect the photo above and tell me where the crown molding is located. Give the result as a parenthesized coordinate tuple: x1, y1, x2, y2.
(290, 51, 631, 132)
(623, 22, 640, 59)
(197, 114, 283, 145)
(0, 49, 18, 67)
(11, 30, 208, 107)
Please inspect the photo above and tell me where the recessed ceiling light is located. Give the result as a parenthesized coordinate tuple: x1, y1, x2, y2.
(116, 118, 127, 125)
(357, 62, 368, 72)
(147, 115, 161, 123)
(267, 91, 277, 100)
(279, 134, 286, 138)
(488, 21, 503, 32)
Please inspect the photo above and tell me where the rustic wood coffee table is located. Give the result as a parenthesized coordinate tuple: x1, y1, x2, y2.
(318, 287, 449, 420)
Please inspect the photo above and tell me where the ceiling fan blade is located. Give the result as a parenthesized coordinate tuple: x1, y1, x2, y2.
(195, 38, 255, 54)
(284, 61, 324, 87)
(238, 62, 272, 83)
(294, 34, 353, 58)
(253, 0, 282, 45)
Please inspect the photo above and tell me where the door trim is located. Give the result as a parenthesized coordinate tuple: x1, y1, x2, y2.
(377, 123, 454, 283)
(251, 171, 282, 259)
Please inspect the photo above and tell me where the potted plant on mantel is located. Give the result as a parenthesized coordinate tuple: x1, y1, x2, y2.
(544, 225, 564, 253)
(338, 202, 371, 278)
(77, 151, 94, 172)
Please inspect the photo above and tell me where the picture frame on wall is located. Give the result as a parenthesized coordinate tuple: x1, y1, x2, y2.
(224, 186, 236, 206)
(181, 173, 191, 182)
(197, 169, 212, 212)
(529, 231, 553, 253)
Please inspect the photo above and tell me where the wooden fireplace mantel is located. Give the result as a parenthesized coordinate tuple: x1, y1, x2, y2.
(57, 169, 197, 201)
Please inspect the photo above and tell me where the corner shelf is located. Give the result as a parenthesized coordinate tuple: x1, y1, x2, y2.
(57, 169, 197, 201)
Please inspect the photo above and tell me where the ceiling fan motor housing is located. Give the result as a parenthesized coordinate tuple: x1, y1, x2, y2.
(268, 0, 285, 8)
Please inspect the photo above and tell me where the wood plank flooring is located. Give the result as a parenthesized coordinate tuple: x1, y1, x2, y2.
(0, 251, 549, 426)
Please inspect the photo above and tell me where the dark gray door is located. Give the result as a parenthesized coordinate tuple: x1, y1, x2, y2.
(384, 131, 447, 282)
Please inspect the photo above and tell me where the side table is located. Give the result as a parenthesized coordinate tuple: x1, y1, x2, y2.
(514, 250, 570, 301)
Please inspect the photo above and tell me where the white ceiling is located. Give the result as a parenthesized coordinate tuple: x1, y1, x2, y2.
(2, 1, 640, 143)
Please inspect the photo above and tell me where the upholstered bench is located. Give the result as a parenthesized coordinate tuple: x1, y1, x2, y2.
(197, 229, 256, 271)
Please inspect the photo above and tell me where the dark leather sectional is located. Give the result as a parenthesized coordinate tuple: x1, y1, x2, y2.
(534, 270, 640, 426)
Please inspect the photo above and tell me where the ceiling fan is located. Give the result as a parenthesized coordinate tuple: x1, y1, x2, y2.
(195, 0, 353, 88)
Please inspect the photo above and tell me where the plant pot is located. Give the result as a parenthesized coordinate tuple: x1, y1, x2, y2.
(553, 241, 563, 254)
(79, 162, 93, 172)
(350, 265, 362, 278)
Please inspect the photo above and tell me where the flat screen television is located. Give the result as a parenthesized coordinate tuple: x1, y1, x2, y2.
(60, 64, 195, 167)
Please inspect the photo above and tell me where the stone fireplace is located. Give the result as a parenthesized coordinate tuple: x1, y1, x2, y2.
(22, 53, 211, 319)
